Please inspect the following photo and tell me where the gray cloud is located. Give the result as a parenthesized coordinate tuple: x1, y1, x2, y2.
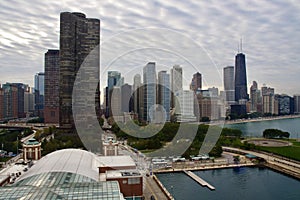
(0, 0, 299, 95)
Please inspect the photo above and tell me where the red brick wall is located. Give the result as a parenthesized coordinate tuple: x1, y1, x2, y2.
(44, 107, 59, 124)
(107, 177, 143, 197)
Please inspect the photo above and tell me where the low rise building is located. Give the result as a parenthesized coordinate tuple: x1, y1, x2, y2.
(22, 138, 41, 161)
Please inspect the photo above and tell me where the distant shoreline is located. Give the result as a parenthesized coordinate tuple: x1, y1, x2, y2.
(209, 115, 300, 126)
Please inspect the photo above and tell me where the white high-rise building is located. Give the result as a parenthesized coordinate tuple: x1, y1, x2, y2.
(171, 65, 183, 108)
(174, 90, 196, 122)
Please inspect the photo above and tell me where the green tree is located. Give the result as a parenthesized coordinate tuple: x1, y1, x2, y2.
(99, 118, 104, 127)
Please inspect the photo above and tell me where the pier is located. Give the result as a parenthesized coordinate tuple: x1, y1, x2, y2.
(183, 170, 215, 190)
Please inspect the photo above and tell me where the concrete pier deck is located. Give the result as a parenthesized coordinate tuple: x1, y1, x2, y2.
(184, 170, 215, 190)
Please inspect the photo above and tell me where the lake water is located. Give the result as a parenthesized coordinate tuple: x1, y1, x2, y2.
(157, 167, 300, 200)
(223, 117, 300, 138)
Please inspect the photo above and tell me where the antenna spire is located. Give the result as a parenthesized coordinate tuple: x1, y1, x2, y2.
(240, 38, 243, 52)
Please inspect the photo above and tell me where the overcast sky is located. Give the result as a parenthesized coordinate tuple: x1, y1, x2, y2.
(0, 0, 300, 95)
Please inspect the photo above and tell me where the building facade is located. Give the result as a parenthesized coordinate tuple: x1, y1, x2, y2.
(276, 95, 294, 115)
(174, 90, 196, 122)
(44, 50, 60, 124)
(190, 72, 202, 93)
(59, 12, 100, 129)
(22, 138, 42, 161)
(143, 62, 156, 122)
(2, 83, 18, 119)
(223, 66, 235, 104)
(234, 53, 249, 101)
(121, 83, 133, 113)
(250, 81, 261, 113)
(0, 88, 3, 120)
(133, 74, 142, 119)
(294, 95, 300, 114)
(24, 86, 35, 116)
(158, 71, 171, 122)
(34, 73, 45, 118)
(170, 65, 183, 108)
(106, 71, 121, 117)
(261, 85, 276, 114)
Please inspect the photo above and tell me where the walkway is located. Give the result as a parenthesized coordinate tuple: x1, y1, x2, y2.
(144, 175, 169, 200)
(222, 146, 300, 179)
(184, 170, 215, 190)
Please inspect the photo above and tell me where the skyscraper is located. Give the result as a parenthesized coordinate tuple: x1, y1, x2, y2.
(261, 85, 276, 114)
(294, 95, 300, 114)
(59, 12, 100, 129)
(108, 71, 121, 90)
(223, 66, 235, 103)
(44, 50, 60, 124)
(121, 83, 133, 113)
(110, 87, 121, 117)
(234, 53, 248, 102)
(170, 65, 183, 108)
(250, 81, 261, 112)
(106, 71, 121, 117)
(0, 87, 3, 120)
(276, 94, 294, 115)
(190, 72, 202, 93)
(34, 73, 45, 118)
(133, 74, 142, 118)
(11, 83, 25, 118)
(158, 71, 170, 121)
(2, 83, 18, 119)
(24, 86, 35, 116)
(174, 90, 196, 122)
(143, 62, 156, 122)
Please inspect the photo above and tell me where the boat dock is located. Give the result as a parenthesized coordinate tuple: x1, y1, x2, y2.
(183, 170, 215, 190)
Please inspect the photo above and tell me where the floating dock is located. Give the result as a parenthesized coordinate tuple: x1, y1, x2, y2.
(183, 170, 215, 190)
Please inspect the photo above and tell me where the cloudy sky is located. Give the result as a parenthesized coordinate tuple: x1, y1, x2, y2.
(0, 0, 300, 96)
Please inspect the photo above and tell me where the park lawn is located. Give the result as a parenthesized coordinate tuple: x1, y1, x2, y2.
(0, 157, 10, 162)
(259, 146, 300, 161)
(140, 149, 156, 154)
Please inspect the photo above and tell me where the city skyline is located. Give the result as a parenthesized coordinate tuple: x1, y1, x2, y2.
(0, 1, 300, 95)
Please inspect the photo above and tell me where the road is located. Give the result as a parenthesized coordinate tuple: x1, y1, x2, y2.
(118, 142, 170, 200)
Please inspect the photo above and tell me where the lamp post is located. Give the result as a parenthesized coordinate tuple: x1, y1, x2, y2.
(17, 136, 18, 155)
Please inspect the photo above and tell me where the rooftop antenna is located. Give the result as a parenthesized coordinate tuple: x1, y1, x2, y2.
(237, 42, 240, 53)
(240, 38, 243, 53)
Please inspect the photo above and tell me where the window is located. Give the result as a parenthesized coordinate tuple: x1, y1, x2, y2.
(128, 178, 140, 185)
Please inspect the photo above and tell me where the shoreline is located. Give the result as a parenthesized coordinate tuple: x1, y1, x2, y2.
(208, 114, 300, 126)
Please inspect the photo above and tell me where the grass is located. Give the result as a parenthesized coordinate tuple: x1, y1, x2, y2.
(258, 145, 300, 161)
(140, 149, 156, 154)
(0, 157, 11, 162)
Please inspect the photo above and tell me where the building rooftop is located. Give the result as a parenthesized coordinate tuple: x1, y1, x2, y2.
(24, 138, 39, 145)
(106, 170, 141, 179)
(1, 181, 124, 200)
(96, 155, 136, 168)
(0, 149, 127, 199)
(17, 148, 100, 182)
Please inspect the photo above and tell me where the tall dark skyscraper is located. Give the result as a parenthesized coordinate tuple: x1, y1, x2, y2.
(44, 49, 60, 124)
(234, 52, 249, 102)
(59, 12, 100, 129)
(190, 72, 202, 93)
